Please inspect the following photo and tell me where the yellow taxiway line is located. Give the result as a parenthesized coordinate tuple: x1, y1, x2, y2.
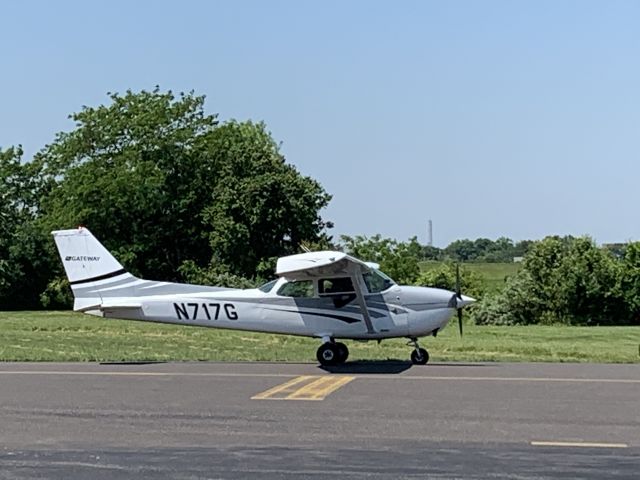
(251, 375, 355, 401)
(250, 375, 317, 400)
(531, 441, 628, 448)
(286, 375, 355, 401)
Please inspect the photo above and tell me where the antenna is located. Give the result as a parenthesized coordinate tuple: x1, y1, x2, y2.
(427, 219, 433, 247)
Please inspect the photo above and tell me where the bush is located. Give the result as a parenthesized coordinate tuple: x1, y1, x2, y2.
(414, 263, 486, 299)
(475, 236, 636, 326)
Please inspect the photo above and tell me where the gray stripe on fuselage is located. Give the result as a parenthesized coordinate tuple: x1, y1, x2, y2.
(73, 279, 233, 298)
(404, 302, 451, 311)
(71, 275, 136, 294)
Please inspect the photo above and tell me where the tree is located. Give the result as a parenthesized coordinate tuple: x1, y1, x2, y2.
(30, 88, 332, 303)
(421, 245, 443, 261)
(415, 263, 485, 299)
(35, 88, 219, 281)
(201, 121, 331, 278)
(340, 234, 421, 284)
(444, 239, 477, 262)
(619, 242, 640, 324)
(0, 146, 52, 309)
(472, 236, 630, 326)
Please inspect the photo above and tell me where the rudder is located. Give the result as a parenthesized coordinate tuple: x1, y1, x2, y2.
(51, 227, 135, 310)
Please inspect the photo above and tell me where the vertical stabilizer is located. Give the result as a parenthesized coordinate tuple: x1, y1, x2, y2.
(51, 227, 135, 310)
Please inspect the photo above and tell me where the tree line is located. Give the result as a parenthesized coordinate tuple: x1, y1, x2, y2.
(1, 87, 639, 326)
(0, 88, 332, 309)
(342, 234, 640, 326)
(423, 237, 534, 263)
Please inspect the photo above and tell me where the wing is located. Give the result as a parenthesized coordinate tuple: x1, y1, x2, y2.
(276, 251, 377, 334)
(276, 251, 373, 280)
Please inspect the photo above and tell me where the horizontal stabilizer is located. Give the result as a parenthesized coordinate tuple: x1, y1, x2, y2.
(74, 301, 142, 312)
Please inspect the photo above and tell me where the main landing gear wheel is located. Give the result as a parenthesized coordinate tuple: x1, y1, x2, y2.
(316, 342, 349, 366)
(317, 343, 339, 366)
(411, 347, 429, 365)
(335, 342, 349, 364)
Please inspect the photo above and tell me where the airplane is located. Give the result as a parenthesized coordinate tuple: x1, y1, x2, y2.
(52, 227, 475, 366)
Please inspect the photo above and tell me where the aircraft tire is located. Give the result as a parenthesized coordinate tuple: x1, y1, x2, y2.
(316, 343, 339, 366)
(411, 348, 429, 365)
(335, 342, 349, 364)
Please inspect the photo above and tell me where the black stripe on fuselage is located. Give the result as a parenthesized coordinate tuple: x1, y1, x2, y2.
(264, 308, 361, 324)
(69, 269, 128, 286)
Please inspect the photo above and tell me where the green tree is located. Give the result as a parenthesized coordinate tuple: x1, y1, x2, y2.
(340, 234, 421, 284)
(619, 242, 640, 324)
(201, 121, 331, 278)
(421, 245, 443, 260)
(415, 263, 485, 299)
(31, 88, 332, 302)
(472, 236, 629, 326)
(0, 146, 52, 309)
(35, 88, 219, 281)
(444, 239, 477, 262)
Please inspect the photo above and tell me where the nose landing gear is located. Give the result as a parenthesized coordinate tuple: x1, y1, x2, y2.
(408, 338, 429, 365)
(316, 341, 349, 366)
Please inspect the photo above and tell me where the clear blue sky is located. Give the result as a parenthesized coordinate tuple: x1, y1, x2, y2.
(1, 0, 639, 246)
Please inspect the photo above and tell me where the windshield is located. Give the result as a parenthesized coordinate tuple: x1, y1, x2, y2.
(362, 269, 396, 293)
(258, 279, 278, 293)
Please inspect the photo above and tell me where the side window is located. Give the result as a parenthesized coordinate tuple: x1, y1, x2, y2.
(277, 280, 314, 298)
(362, 270, 394, 293)
(319, 277, 355, 295)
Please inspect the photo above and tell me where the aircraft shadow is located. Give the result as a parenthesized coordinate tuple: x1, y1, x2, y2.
(319, 360, 491, 374)
(318, 360, 413, 375)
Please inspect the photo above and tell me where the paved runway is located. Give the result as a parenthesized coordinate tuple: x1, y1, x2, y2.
(0, 361, 638, 479)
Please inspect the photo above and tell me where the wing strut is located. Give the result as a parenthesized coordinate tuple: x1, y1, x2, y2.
(353, 275, 376, 334)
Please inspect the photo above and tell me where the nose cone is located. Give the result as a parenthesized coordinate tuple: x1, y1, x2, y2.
(456, 294, 476, 309)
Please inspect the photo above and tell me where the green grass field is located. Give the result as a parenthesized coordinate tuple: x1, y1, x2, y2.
(420, 261, 521, 292)
(1, 311, 638, 363)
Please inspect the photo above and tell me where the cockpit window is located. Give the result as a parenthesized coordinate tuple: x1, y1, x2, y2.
(318, 277, 355, 295)
(258, 279, 278, 293)
(362, 269, 395, 293)
(277, 280, 314, 298)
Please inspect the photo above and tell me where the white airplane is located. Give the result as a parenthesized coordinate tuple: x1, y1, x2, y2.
(52, 227, 475, 366)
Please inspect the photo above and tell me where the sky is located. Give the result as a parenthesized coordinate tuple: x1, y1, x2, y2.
(1, 0, 639, 247)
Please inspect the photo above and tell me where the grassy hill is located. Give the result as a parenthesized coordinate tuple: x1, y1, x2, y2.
(419, 261, 521, 293)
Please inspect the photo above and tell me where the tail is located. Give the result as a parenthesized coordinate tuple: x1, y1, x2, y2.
(51, 227, 137, 312)
(52, 227, 230, 313)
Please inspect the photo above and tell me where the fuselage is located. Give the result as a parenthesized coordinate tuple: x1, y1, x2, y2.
(88, 277, 460, 340)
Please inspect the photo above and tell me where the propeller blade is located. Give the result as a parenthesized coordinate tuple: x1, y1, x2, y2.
(456, 263, 463, 336)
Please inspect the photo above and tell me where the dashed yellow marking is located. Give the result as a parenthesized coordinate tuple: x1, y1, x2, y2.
(287, 375, 355, 401)
(251, 375, 355, 401)
(250, 375, 316, 400)
(531, 441, 628, 448)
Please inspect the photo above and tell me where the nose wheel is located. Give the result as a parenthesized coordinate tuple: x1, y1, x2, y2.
(408, 338, 429, 365)
(316, 341, 349, 366)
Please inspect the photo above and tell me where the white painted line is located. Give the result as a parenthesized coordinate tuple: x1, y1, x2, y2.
(531, 441, 629, 448)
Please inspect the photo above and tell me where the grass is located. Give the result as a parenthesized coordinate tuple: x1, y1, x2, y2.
(420, 261, 522, 292)
(1, 311, 639, 363)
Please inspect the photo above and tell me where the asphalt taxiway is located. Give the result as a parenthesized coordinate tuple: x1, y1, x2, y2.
(0, 361, 638, 479)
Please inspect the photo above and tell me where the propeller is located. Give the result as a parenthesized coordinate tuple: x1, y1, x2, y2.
(455, 263, 463, 336)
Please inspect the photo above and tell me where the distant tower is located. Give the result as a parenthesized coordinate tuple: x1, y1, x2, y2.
(427, 219, 433, 247)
